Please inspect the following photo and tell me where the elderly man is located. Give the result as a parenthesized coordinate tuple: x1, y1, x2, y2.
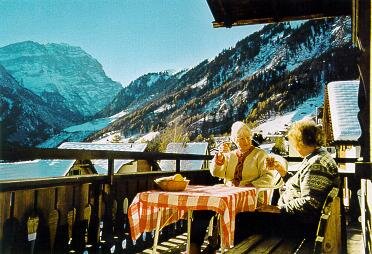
(190, 121, 286, 254)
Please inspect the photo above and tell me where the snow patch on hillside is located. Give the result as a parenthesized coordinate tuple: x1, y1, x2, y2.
(255, 94, 323, 135)
(38, 109, 130, 147)
(191, 77, 207, 89)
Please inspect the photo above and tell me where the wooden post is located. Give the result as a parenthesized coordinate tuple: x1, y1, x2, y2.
(176, 159, 180, 173)
(102, 158, 115, 249)
(87, 183, 102, 247)
(108, 159, 114, 185)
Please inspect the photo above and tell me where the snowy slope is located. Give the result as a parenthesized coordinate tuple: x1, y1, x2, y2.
(254, 94, 323, 135)
(38, 110, 129, 147)
(0, 41, 122, 116)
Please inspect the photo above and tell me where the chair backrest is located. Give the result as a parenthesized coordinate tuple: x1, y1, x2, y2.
(313, 187, 341, 253)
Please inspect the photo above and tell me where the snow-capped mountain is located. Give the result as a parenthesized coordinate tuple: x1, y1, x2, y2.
(0, 41, 122, 117)
(95, 70, 183, 118)
(87, 17, 357, 142)
(0, 64, 80, 147)
(1, 17, 358, 148)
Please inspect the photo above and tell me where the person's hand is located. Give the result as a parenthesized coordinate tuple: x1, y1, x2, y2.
(216, 142, 231, 160)
(265, 156, 275, 169)
(255, 204, 280, 213)
(265, 156, 287, 177)
(219, 142, 231, 153)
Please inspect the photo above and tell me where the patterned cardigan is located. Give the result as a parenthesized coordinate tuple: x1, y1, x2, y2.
(278, 147, 339, 218)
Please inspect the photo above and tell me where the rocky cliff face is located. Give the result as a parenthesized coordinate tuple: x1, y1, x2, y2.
(0, 41, 122, 117)
(0, 41, 124, 147)
(0, 64, 80, 147)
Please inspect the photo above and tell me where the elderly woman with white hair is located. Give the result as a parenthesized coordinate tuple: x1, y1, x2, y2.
(211, 121, 285, 187)
(189, 121, 286, 254)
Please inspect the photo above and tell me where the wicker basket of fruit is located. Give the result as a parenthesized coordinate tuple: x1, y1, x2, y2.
(154, 174, 190, 191)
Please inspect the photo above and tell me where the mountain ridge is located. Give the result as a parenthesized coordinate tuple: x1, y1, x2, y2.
(0, 41, 123, 146)
(0, 41, 122, 117)
(86, 17, 357, 143)
(0, 17, 358, 148)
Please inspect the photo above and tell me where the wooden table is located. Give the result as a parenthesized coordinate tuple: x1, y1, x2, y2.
(128, 184, 257, 253)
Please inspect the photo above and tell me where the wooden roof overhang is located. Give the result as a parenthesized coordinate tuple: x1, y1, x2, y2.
(206, 0, 352, 27)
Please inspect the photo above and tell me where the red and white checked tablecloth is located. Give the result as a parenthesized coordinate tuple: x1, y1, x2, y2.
(128, 184, 256, 249)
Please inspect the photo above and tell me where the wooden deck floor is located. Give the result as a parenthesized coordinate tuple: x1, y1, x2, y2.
(141, 223, 365, 254)
(347, 223, 364, 254)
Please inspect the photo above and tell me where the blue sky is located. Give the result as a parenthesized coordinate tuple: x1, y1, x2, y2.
(0, 0, 263, 86)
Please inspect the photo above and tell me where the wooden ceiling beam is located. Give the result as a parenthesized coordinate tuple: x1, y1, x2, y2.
(207, 0, 352, 28)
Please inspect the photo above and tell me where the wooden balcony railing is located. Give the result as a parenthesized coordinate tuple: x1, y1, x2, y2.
(0, 148, 217, 253)
(0, 147, 360, 253)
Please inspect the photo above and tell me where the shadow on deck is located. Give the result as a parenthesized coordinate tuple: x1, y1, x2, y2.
(140, 222, 364, 254)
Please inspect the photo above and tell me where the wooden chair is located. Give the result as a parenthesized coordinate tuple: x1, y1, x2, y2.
(255, 170, 284, 207)
(313, 187, 341, 253)
(226, 186, 342, 254)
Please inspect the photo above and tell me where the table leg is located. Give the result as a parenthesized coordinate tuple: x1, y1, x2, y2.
(219, 215, 224, 254)
(186, 210, 193, 254)
(152, 208, 163, 254)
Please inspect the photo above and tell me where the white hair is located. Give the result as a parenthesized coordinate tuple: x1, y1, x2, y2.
(230, 121, 252, 140)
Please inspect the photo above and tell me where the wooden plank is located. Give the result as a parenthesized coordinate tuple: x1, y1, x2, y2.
(0, 170, 218, 192)
(322, 197, 341, 253)
(367, 180, 372, 251)
(0, 174, 107, 192)
(314, 188, 342, 253)
(32, 188, 55, 252)
(86, 183, 102, 246)
(83, 205, 91, 226)
(0, 147, 212, 161)
(0, 192, 19, 254)
(37, 188, 55, 217)
(114, 177, 128, 200)
(367, 180, 372, 225)
(68, 183, 91, 251)
(78, 183, 90, 220)
(226, 234, 264, 253)
(206, 0, 352, 28)
(56, 185, 74, 225)
(14, 190, 34, 219)
(127, 179, 139, 203)
(360, 179, 372, 252)
(231, 236, 306, 254)
(0, 192, 11, 239)
(271, 238, 307, 254)
(249, 237, 282, 253)
(48, 209, 59, 251)
(67, 208, 76, 243)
